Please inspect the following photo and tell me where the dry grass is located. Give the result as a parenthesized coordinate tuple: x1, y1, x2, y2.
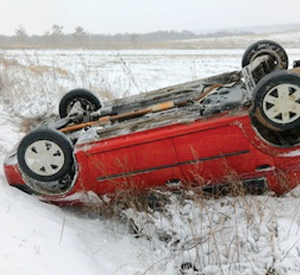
(66, 170, 300, 275)
(0, 53, 117, 132)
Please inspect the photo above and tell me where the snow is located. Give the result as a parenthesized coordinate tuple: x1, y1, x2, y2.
(0, 108, 147, 274)
(0, 184, 145, 274)
(279, 149, 300, 157)
(1, 43, 300, 274)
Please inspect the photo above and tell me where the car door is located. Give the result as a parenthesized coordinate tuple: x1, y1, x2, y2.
(173, 123, 275, 185)
(87, 132, 182, 194)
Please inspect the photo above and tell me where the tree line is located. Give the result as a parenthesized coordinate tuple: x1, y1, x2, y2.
(0, 24, 253, 49)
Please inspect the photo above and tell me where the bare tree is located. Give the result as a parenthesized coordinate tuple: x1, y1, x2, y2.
(51, 24, 64, 36)
(15, 25, 28, 42)
(73, 26, 88, 45)
(50, 24, 64, 44)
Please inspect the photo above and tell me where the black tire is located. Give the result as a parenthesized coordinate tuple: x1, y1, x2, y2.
(252, 70, 300, 131)
(59, 88, 102, 118)
(242, 40, 288, 70)
(17, 128, 74, 182)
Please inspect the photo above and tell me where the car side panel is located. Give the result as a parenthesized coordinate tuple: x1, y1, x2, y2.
(87, 138, 182, 194)
(84, 117, 277, 195)
(173, 124, 276, 184)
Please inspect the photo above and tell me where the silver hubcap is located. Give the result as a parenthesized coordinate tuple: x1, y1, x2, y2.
(263, 83, 300, 124)
(24, 140, 65, 177)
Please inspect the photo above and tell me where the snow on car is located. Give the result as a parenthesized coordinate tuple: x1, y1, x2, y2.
(4, 40, 300, 205)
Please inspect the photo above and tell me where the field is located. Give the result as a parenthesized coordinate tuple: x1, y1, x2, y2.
(1, 39, 300, 274)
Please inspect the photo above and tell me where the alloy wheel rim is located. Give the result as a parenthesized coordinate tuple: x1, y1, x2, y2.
(24, 140, 65, 177)
(263, 83, 300, 124)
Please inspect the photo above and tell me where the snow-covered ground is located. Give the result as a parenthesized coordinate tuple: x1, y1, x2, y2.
(1, 44, 300, 274)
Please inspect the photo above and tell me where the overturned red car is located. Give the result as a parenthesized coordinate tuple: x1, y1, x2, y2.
(4, 40, 300, 204)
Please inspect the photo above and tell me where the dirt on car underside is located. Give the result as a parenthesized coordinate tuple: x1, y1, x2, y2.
(74, 70, 246, 143)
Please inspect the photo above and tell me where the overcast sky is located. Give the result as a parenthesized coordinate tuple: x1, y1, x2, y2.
(1, 0, 300, 35)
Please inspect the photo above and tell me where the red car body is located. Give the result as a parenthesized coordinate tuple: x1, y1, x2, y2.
(4, 107, 300, 204)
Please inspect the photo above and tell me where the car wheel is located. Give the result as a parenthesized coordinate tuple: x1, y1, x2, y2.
(242, 40, 288, 70)
(252, 70, 300, 131)
(59, 88, 102, 118)
(17, 128, 74, 182)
